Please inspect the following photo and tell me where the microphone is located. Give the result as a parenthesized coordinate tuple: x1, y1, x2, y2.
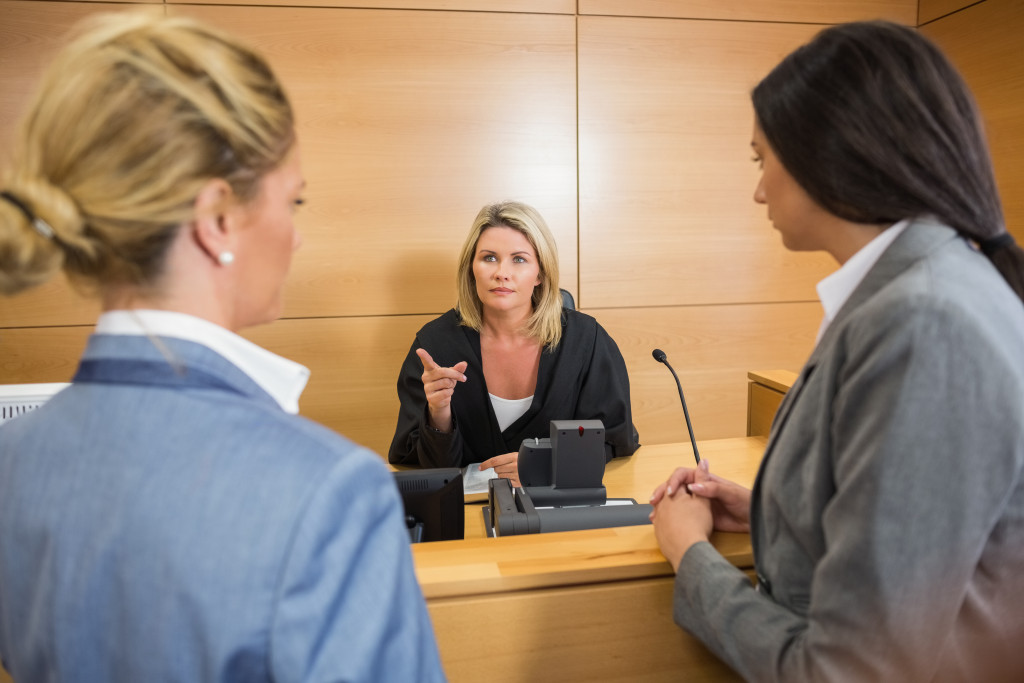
(652, 349, 701, 464)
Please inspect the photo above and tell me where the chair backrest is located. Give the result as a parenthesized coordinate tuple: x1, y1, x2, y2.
(560, 288, 575, 311)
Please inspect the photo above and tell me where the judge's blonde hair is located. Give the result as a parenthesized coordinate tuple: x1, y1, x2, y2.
(455, 201, 563, 348)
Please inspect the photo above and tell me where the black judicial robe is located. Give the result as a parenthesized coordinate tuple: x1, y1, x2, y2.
(387, 308, 640, 468)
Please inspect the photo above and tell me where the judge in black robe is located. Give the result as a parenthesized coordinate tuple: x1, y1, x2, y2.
(388, 307, 639, 468)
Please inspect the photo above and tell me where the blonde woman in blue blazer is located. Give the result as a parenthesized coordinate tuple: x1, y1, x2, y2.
(650, 22, 1024, 682)
(0, 14, 444, 683)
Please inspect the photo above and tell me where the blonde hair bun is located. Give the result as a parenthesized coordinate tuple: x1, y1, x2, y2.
(0, 12, 294, 296)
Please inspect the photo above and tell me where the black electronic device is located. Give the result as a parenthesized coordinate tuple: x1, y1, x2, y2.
(517, 437, 553, 487)
(517, 420, 607, 506)
(652, 348, 701, 464)
(392, 468, 465, 543)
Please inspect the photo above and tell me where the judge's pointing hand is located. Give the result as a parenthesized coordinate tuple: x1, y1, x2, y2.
(416, 348, 468, 434)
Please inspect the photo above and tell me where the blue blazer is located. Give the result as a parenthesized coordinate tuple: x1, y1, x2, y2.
(0, 334, 445, 682)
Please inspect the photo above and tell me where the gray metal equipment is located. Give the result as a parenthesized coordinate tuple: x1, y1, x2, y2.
(487, 420, 653, 536)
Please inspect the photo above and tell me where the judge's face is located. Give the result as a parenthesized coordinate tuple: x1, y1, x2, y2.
(472, 226, 542, 318)
(751, 122, 832, 252)
(232, 147, 305, 329)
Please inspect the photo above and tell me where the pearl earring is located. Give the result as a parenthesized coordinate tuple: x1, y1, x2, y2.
(218, 251, 235, 266)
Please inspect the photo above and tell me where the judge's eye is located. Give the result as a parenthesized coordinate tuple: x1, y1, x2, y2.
(751, 156, 763, 169)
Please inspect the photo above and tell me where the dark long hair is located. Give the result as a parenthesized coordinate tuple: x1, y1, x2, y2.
(752, 20, 1024, 302)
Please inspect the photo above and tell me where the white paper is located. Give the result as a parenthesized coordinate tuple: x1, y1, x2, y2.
(462, 463, 499, 495)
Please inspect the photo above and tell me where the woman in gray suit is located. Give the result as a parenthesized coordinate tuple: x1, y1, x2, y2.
(650, 21, 1024, 683)
(0, 13, 443, 682)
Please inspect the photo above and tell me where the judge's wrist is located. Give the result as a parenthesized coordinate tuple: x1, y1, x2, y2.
(426, 410, 455, 434)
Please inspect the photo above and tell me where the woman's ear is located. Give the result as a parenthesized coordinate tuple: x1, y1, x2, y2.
(191, 178, 239, 266)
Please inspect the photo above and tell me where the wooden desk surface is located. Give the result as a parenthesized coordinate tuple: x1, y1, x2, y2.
(413, 436, 766, 599)
(412, 436, 766, 682)
(747, 369, 798, 393)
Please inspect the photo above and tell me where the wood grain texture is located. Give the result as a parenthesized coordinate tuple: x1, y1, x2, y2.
(240, 315, 430, 456)
(414, 437, 765, 681)
(169, 0, 575, 11)
(0, 1, 160, 169)
(747, 382, 784, 436)
(918, 0, 981, 24)
(921, 0, 1024, 247)
(588, 302, 818, 446)
(413, 438, 765, 597)
(746, 369, 796, 437)
(2, 5, 578, 327)
(0, 326, 92, 385)
(7, 0, 1015, 475)
(428, 578, 742, 682)
(170, 5, 578, 321)
(0, 316, 422, 457)
(0, 303, 816, 455)
(579, 0, 916, 24)
(578, 16, 836, 309)
(747, 369, 798, 393)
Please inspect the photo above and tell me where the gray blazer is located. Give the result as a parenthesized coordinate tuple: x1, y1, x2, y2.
(673, 219, 1024, 682)
(0, 334, 445, 682)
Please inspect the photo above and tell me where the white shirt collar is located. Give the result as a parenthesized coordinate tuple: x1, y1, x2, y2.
(94, 310, 310, 414)
(815, 219, 911, 345)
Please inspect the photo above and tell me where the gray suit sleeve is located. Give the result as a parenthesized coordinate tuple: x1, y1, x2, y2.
(673, 295, 1024, 682)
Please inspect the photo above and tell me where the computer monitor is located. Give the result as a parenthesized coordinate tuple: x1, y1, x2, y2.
(0, 383, 71, 426)
(392, 468, 464, 543)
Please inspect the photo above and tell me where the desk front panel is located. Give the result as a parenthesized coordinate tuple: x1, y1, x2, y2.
(429, 576, 744, 682)
(413, 437, 766, 681)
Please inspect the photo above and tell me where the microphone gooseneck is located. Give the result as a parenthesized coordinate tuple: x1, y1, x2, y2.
(651, 349, 701, 464)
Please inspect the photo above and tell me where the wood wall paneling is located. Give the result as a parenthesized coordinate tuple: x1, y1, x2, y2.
(241, 315, 430, 456)
(918, 0, 981, 24)
(5, 0, 1014, 458)
(1, 5, 579, 328)
(0, 326, 91, 385)
(0, 2, 162, 169)
(579, 0, 916, 24)
(170, 0, 576, 12)
(578, 17, 835, 309)
(0, 278, 100, 329)
(921, 0, 1024, 245)
(0, 302, 817, 456)
(1, 3, 1020, 680)
(170, 5, 579, 321)
(591, 302, 818, 446)
(0, 315, 420, 457)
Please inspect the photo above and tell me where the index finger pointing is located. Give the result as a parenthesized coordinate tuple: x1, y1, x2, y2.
(416, 348, 439, 371)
